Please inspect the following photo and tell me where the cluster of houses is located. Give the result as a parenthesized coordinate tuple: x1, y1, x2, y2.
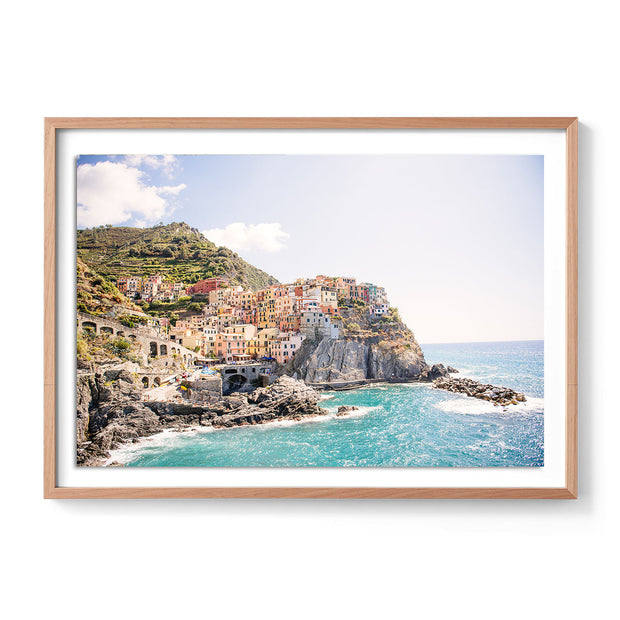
(116, 274, 188, 302)
(118, 274, 390, 365)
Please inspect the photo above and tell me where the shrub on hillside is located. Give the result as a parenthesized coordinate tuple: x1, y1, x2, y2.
(106, 337, 132, 358)
(389, 307, 401, 322)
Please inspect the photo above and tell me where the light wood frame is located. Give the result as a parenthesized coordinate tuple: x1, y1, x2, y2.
(44, 117, 578, 499)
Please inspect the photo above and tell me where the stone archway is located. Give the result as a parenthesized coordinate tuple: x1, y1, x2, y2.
(160, 344, 167, 356)
(228, 374, 247, 387)
(225, 374, 248, 394)
(154, 377, 161, 387)
(142, 377, 149, 388)
(81, 321, 97, 333)
(100, 326, 114, 336)
(117, 331, 125, 337)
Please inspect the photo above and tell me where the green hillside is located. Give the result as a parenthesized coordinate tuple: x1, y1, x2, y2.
(76, 257, 143, 315)
(76, 222, 279, 291)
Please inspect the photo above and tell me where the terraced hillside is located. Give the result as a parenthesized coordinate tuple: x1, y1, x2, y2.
(76, 222, 279, 291)
(76, 257, 143, 315)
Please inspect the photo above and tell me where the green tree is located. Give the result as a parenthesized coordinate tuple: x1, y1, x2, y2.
(389, 307, 401, 322)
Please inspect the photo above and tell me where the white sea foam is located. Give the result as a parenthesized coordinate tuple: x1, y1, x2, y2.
(351, 405, 380, 418)
(363, 382, 388, 388)
(107, 407, 353, 464)
(434, 395, 544, 416)
(246, 413, 333, 430)
(105, 428, 184, 465)
(325, 405, 380, 419)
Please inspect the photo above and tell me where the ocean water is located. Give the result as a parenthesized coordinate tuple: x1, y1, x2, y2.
(113, 340, 544, 467)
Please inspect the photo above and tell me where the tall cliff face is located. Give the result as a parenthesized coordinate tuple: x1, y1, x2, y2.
(289, 332, 428, 384)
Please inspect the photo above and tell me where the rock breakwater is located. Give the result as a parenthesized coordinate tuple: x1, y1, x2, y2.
(433, 376, 526, 406)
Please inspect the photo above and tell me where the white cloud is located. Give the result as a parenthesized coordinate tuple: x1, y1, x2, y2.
(156, 184, 187, 196)
(77, 161, 185, 228)
(123, 154, 179, 177)
(203, 222, 290, 253)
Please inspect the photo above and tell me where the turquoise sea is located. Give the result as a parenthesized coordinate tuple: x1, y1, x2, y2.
(113, 340, 544, 467)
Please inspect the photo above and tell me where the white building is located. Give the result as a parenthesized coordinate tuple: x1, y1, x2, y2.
(300, 311, 340, 339)
(371, 303, 390, 317)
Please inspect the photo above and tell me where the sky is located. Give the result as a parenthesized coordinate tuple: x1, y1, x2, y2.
(76, 153, 544, 344)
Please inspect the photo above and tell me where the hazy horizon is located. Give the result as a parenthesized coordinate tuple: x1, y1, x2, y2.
(76, 153, 544, 343)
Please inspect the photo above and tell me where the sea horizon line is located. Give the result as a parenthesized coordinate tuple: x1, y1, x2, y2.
(420, 338, 543, 346)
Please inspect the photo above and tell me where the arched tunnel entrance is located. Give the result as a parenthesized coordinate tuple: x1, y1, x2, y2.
(225, 374, 248, 394)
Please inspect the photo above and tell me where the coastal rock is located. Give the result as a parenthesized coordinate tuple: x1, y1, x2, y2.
(433, 376, 526, 407)
(247, 375, 321, 406)
(103, 362, 141, 381)
(291, 336, 427, 383)
(419, 363, 450, 382)
(447, 366, 459, 373)
(90, 402, 162, 446)
(77, 373, 327, 465)
(212, 377, 327, 428)
(336, 405, 359, 417)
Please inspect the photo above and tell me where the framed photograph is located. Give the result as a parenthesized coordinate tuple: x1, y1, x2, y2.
(44, 117, 578, 498)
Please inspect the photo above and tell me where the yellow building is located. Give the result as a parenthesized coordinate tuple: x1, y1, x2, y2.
(256, 328, 279, 357)
(247, 337, 259, 358)
(320, 287, 338, 309)
(225, 323, 257, 340)
(257, 300, 277, 329)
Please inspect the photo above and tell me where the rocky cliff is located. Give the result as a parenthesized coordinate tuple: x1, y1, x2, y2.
(287, 308, 453, 384)
(77, 370, 326, 466)
(290, 336, 429, 383)
(77, 367, 167, 465)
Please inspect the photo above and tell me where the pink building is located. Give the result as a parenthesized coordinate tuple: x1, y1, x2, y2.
(270, 332, 305, 365)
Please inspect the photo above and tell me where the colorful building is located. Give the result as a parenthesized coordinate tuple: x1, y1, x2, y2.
(270, 332, 305, 365)
(187, 277, 228, 295)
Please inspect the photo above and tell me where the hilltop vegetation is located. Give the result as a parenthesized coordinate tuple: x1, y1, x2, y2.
(339, 299, 414, 338)
(76, 222, 279, 291)
(77, 257, 143, 315)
